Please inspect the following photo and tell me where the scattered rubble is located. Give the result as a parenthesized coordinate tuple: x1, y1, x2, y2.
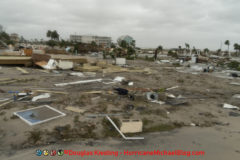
(32, 93, 51, 102)
(232, 94, 240, 99)
(229, 111, 240, 117)
(115, 58, 126, 66)
(0, 47, 239, 151)
(146, 92, 158, 101)
(223, 103, 239, 110)
(65, 106, 85, 114)
(16, 67, 29, 74)
(55, 79, 102, 87)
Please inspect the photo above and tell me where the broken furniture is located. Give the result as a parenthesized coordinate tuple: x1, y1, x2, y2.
(32, 53, 87, 70)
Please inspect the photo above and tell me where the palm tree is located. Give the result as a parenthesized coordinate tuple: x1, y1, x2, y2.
(154, 45, 163, 60)
(51, 30, 59, 41)
(233, 43, 239, 52)
(224, 40, 230, 57)
(46, 30, 52, 39)
(157, 45, 163, 53)
(178, 46, 182, 54)
(216, 49, 222, 56)
(185, 43, 190, 54)
(120, 40, 127, 48)
(233, 43, 240, 56)
(46, 30, 59, 41)
(192, 46, 197, 54)
(203, 48, 209, 56)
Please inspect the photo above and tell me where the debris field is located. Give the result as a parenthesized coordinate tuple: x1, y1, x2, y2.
(0, 54, 240, 155)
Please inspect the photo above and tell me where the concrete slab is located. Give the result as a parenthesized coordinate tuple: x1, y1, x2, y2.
(120, 119, 143, 133)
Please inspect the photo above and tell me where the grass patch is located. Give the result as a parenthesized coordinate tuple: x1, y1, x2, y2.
(173, 63, 181, 67)
(73, 115, 79, 123)
(52, 124, 72, 140)
(144, 124, 175, 132)
(101, 117, 120, 137)
(138, 55, 155, 61)
(3, 117, 8, 121)
(0, 111, 6, 116)
(156, 88, 166, 93)
(97, 101, 108, 113)
(74, 94, 92, 106)
(166, 106, 181, 112)
(140, 109, 168, 118)
(51, 123, 97, 140)
(2, 103, 15, 109)
(228, 61, 240, 71)
(143, 122, 183, 133)
(168, 51, 178, 58)
(10, 114, 19, 119)
(177, 79, 184, 83)
(27, 130, 42, 144)
(0, 78, 36, 85)
(142, 118, 153, 126)
(217, 61, 225, 67)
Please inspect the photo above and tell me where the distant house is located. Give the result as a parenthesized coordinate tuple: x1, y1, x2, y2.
(117, 35, 135, 46)
(69, 35, 111, 48)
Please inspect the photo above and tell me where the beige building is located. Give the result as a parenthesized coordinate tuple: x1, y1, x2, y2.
(10, 33, 19, 42)
(70, 35, 111, 48)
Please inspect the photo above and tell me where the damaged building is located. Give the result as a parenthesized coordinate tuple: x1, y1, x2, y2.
(70, 35, 111, 48)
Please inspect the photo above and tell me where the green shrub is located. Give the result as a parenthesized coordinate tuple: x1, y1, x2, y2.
(228, 61, 240, 71)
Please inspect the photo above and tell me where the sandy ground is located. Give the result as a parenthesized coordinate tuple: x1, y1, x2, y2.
(1, 121, 240, 160)
(0, 58, 240, 160)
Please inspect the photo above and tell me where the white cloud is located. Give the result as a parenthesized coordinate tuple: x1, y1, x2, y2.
(0, 0, 240, 50)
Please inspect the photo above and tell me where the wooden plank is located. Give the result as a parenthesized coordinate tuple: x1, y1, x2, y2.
(16, 67, 29, 74)
(33, 90, 68, 95)
(0, 56, 32, 66)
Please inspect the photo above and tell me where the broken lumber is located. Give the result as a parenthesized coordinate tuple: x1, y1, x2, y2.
(16, 67, 29, 74)
(55, 79, 102, 87)
(33, 90, 68, 95)
(65, 106, 85, 113)
(0, 56, 32, 66)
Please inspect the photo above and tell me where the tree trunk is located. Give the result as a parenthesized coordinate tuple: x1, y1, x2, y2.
(228, 45, 231, 57)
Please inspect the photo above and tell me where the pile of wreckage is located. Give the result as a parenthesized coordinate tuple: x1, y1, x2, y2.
(157, 53, 240, 79)
(0, 49, 147, 73)
(1, 49, 240, 141)
(0, 49, 87, 69)
(0, 49, 161, 140)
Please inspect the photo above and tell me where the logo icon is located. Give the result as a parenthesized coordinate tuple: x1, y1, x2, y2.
(43, 150, 49, 156)
(36, 149, 42, 156)
(50, 150, 57, 156)
(58, 149, 64, 156)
